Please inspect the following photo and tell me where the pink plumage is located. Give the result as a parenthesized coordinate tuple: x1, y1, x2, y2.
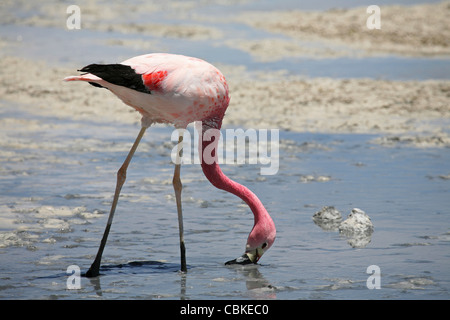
(65, 53, 230, 128)
(65, 53, 275, 277)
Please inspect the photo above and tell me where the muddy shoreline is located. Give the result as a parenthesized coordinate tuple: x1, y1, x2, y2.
(1, 55, 449, 147)
(1, 1, 449, 147)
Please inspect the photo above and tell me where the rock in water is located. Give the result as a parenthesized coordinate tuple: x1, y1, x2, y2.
(339, 208, 374, 248)
(312, 206, 342, 231)
(339, 208, 374, 235)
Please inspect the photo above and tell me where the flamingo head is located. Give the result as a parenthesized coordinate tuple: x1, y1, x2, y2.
(225, 216, 276, 265)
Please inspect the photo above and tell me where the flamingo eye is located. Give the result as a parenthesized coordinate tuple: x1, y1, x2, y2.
(262, 242, 267, 249)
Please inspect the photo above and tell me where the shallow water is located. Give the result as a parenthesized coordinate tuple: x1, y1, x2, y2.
(1, 0, 449, 300)
(1, 102, 449, 299)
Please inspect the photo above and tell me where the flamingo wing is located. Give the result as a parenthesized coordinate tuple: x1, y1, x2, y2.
(78, 64, 151, 94)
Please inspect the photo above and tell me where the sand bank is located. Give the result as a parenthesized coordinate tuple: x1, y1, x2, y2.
(3, 1, 449, 59)
(1, 1, 449, 147)
(1, 56, 449, 147)
(233, 2, 450, 59)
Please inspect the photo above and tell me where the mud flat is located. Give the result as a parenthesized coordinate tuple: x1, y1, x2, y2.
(232, 2, 450, 59)
(1, 56, 449, 148)
(1, 1, 449, 148)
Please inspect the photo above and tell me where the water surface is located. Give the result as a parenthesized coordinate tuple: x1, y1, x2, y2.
(1, 103, 449, 299)
(0, 0, 449, 300)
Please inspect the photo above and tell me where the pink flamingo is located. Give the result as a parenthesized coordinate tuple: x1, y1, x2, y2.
(64, 53, 276, 277)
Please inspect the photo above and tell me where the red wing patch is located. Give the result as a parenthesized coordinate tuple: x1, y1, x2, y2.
(142, 70, 168, 92)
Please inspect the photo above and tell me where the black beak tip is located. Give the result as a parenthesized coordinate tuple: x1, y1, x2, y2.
(225, 253, 256, 265)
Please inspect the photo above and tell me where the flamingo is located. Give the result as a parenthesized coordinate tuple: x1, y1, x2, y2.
(64, 53, 276, 277)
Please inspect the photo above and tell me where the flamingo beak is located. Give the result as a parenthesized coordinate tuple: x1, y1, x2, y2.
(225, 248, 262, 265)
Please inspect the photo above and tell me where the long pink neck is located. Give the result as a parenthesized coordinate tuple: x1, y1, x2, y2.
(199, 120, 268, 225)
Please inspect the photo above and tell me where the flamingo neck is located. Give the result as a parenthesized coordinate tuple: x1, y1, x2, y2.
(199, 120, 268, 225)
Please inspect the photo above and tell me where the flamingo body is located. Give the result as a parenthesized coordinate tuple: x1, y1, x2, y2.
(65, 53, 275, 275)
(65, 53, 229, 128)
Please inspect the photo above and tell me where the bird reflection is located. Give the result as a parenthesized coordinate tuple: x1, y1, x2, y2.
(226, 264, 277, 299)
(81, 260, 276, 299)
(82, 260, 180, 297)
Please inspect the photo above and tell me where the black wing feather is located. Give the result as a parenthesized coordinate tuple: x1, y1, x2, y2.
(79, 64, 151, 94)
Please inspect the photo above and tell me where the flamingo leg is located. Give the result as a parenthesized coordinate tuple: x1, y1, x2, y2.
(86, 126, 147, 277)
(173, 131, 187, 272)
